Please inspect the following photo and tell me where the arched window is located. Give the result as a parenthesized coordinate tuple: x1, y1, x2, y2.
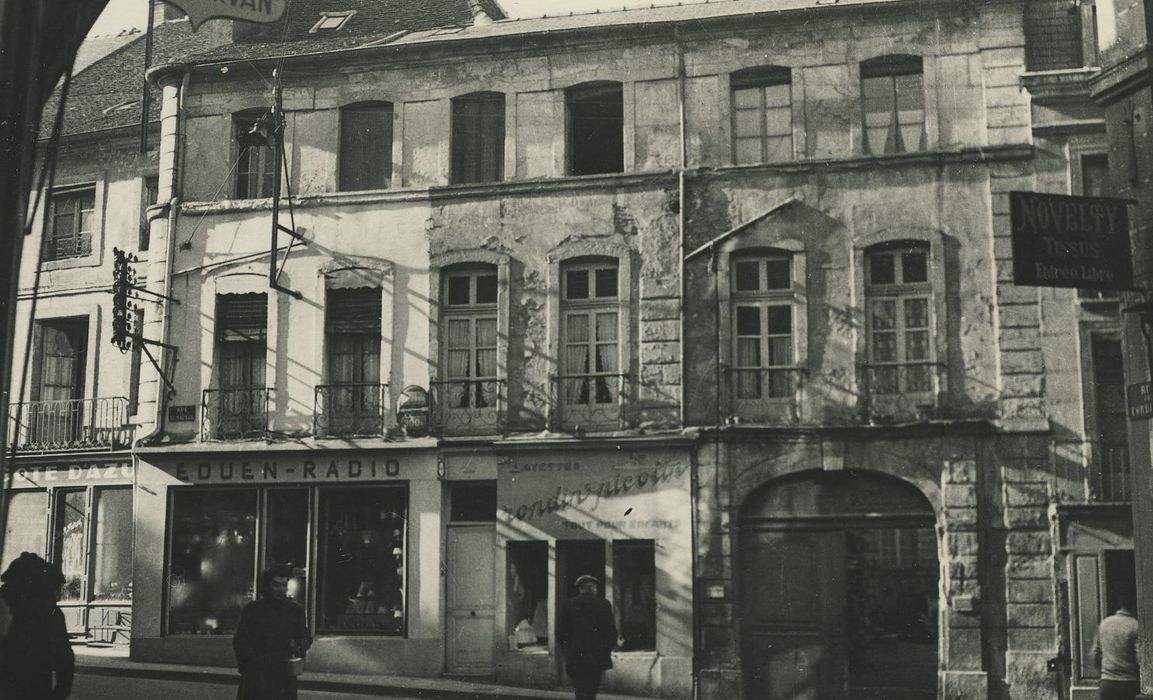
(566, 81, 623, 176)
(451, 92, 505, 184)
(860, 55, 924, 155)
(730, 66, 793, 165)
(339, 101, 393, 191)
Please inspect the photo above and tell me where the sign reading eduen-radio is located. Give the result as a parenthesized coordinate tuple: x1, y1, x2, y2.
(161, 0, 286, 29)
(1009, 191, 1133, 290)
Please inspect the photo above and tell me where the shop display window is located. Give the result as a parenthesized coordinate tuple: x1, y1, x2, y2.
(168, 489, 258, 635)
(506, 541, 547, 650)
(318, 487, 407, 634)
(2, 490, 48, 570)
(92, 487, 133, 600)
(613, 540, 656, 651)
(265, 489, 310, 605)
(54, 489, 87, 601)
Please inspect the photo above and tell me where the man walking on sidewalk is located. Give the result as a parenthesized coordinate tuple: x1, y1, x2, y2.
(1092, 594, 1139, 700)
(234, 566, 312, 700)
(558, 574, 618, 700)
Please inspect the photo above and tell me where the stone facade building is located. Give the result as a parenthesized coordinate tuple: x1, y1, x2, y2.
(0, 0, 1134, 698)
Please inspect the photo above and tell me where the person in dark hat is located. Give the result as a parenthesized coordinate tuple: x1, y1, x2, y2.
(557, 574, 618, 700)
(0, 552, 75, 699)
(233, 565, 312, 700)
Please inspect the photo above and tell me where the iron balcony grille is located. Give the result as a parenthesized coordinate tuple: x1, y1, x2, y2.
(43, 232, 93, 262)
(549, 372, 630, 431)
(860, 361, 943, 422)
(8, 397, 132, 453)
(1093, 444, 1131, 502)
(723, 366, 806, 423)
(314, 383, 389, 438)
(429, 378, 505, 436)
(202, 387, 272, 440)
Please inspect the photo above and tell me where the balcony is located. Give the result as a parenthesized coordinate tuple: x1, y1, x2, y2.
(430, 379, 504, 436)
(550, 373, 630, 431)
(724, 366, 806, 423)
(8, 397, 132, 453)
(1054, 440, 1131, 503)
(43, 232, 93, 262)
(201, 387, 271, 440)
(314, 383, 389, 438)
(860, 361, 943, 423)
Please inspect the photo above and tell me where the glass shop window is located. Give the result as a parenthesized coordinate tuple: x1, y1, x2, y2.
(2, 490, 48, 570)
(92, 487, 133, 601)
(54, 489, 87, 601)
(507, 541, 548, 650)
(318, 487, 407, 635)
(613, 540, 656, 651)
(264, 489, 310, 605)
(168, 489, 258, 635)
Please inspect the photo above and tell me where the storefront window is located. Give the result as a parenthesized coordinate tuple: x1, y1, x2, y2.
(613, 540, 656, 651)
(54, 489, 87, 601)
(2, 490, 47, 569)
(557, 540, 605, 603)
(319, 487, 407, 634)
(92, 487, 133, 600)
(265, 489, 310, 605)
(507, 541, 548, 649)
(168, 489, 257, 635)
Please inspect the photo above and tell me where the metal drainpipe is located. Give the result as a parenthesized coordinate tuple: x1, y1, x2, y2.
(673, 25, 701, 700)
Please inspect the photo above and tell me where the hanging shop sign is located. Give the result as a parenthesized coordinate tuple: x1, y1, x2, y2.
(161, 0, 286, 30)
(1009, 191, 1133, 290)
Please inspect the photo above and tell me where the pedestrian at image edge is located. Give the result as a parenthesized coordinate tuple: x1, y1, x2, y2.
(1092, 595, 1139, 700)
(0, 551, 75, 699)
(233, 565, 312, 700)
(558, 574, 618, 700)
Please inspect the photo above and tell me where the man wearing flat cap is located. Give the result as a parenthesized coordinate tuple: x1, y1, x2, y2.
(558, 574, 618, 700)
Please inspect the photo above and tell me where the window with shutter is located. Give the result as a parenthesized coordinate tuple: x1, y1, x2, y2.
(451, 92, 505, 184)
(339, 102, 393, 191)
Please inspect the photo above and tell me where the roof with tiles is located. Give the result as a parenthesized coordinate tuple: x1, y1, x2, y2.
(176, 0, 904, 66)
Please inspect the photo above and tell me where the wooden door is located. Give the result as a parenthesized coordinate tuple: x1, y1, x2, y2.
(740, 528, 847, 700)
(446, 525, 496, 675)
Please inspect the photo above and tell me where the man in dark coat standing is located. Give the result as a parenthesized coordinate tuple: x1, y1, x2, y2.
(233, 566, 312, 700)
(558, 574, 618, 700)
(0, 552, 74, 699)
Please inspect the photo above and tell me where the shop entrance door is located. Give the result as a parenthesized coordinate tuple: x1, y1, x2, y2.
(446, 524, 495, 675)
(739, 528, 847, 699)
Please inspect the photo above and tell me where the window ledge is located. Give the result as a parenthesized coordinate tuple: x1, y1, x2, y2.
(41, 253, 100, 271)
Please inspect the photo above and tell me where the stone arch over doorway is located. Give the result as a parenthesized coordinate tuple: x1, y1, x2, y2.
(737, 469, 940, 700)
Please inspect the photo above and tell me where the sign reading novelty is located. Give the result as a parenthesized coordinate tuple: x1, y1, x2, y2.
(170, 456, 401, 483)
(7, 462, 133, 488)
(1009, 191, 1133, 290)
(161, 0, 286, 30)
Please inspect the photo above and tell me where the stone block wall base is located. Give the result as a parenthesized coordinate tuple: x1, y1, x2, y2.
(698, 669, 743, 700)
(942, 670, 989, 700)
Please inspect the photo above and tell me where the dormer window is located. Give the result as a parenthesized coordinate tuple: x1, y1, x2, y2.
(309, 11, 355, 32)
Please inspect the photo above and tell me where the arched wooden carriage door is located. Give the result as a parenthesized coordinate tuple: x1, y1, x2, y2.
(738, 470, 939, 700)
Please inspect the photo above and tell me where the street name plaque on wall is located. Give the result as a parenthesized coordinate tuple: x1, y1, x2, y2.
(1128, 382, 1153, 421)
(1009, 191, 1133, 290)
(168, 404, 196, 422)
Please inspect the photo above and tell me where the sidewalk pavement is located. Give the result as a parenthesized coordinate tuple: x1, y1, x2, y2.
(74, 652, 653, 700)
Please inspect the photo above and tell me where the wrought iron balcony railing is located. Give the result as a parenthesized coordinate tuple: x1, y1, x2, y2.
(860, 361, 943, 422)
(430, 379, 504, 436)
(43, 232, 93, 262)
(8, 397, 132, 453)
(1054, 440, 1131, 503)
(201, 387, 271, 440)
(314, 383, 389, 438)
(550, 372, 630, 431)
(723, 366, 806, 423)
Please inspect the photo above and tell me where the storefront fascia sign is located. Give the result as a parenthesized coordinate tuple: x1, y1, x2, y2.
(498, 451, 690, 539)
(6, 461, 133, 488)
(1009, 191, 1133, 290)
(165, 455, 405, 484)
(161, 0, 286, 29)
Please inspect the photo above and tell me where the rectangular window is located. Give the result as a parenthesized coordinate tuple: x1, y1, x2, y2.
(45, 186, 96, 261)
(506, 541, 548, 649)
(212, 293, 268, 438)
(29, 318, 88, 446)
(168, 489, 258, 635)
(235, 113, 276, 199)
(139, 176, 158, 251)
(731, 254, 797, 401)
(264, 489, 310, 605)
(865, 245, 933, 395)
(443, 269, 499, 408)
(732, 67, 793, 164)
(862, 57, 924, 155)
(1091, 336, 1129, 500)
(567, 82, 624, 176)
(561, 262, 621, 413)
(318, 487, 407, 635)
(91, 487, 133, 601)
(613, 540, 655, 651)
(322, 288, 383, 437)
(2, 491, 48, 571)
(451, 93, 505, 184)
(339, 102, 393, 191)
